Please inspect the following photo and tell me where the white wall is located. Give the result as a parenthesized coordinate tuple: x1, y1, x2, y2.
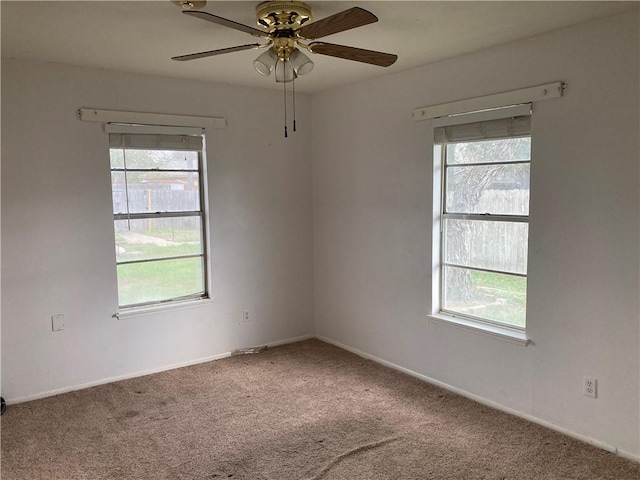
(1, 60, 314, 401)
(312, 12, 639, 458)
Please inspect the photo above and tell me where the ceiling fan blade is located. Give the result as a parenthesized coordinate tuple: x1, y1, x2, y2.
(183, 10, 269, 37)
(309, 42, 398, 67)
(172, 44, 260, 61)
(297, 7, 377, 40)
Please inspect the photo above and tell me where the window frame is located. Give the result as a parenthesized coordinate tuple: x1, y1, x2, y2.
(108, 126, 210, 311)
(432, 106, 531, 335)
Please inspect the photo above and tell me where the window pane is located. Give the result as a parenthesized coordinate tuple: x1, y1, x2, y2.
(115, 216, 203, 263)
(444, 219, 528, 274)
(117, 257, 205, 307)
(110, 149, 124, 169)
(111, 171, 200, 214)
(111, 178, 128, 214)
(110, 149, 199, 171)
(443, 266, 526, 328)
(445, 163, 529, 215)
(446, 137, 531, 165)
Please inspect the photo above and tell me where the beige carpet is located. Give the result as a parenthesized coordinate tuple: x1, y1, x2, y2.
(1, 339, 638, 479)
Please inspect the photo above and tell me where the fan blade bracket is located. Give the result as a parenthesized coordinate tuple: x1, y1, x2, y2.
(297, 7, 377, 40)
(309, 42, 398, 67)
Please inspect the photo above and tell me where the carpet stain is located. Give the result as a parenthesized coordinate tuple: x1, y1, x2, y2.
(306, 436, 401, 480)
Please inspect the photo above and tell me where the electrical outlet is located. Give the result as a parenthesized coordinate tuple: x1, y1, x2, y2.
(583, 376, 597, 398)
(51, 314, 65, 332)
(243, 309, 250, 322)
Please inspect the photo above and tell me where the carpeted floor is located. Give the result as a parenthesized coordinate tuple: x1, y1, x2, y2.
(1, 339, 638, 479)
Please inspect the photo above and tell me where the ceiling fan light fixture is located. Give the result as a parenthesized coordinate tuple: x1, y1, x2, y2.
(289, 49, 314, 76)
(253, 48, 279, 76)
(275, 59, 296, 83)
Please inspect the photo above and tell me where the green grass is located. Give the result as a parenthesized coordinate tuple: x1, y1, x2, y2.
(115, 238, 201, 263)
(142, 228, 201, 243)
(471, 271, 526, 298)
(117, 257, 204, 307)
(470, 270, 527, 327)
(445, 270, 526, 328)
(115, 230, 204, 306)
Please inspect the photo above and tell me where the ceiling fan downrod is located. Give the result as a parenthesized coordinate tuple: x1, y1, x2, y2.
(171, 1, 207, 10)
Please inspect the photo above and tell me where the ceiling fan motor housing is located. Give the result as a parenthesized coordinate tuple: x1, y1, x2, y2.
(256, 1, 312, 31)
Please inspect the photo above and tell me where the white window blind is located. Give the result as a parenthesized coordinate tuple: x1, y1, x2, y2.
(108, 133, 203, 152)
(434, 105, 531, 143)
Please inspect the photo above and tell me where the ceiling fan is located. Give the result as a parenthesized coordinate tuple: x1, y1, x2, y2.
(171, 1, 398, 83)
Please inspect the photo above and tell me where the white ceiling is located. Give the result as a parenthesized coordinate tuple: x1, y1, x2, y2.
(2, 1, 637, 93)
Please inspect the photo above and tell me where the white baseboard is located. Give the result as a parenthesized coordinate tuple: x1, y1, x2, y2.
(316, 335, 639, 464)
(7, 351, 232, 405)
(618, 448, 640, 463)
(7, 333, 315, 405)
(263, 334, 315, 348)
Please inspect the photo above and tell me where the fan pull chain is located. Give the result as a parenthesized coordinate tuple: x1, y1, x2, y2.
(292, 75, 297, 132)
(283, 71, 288, 138)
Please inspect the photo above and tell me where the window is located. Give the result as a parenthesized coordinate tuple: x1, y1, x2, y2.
(433, 106, 531, 330)
(109, 127, 208, 309)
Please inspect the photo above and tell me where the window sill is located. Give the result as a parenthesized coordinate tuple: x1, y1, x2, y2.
(428, 313, 529, 345)
(114, 297, 212, 320)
